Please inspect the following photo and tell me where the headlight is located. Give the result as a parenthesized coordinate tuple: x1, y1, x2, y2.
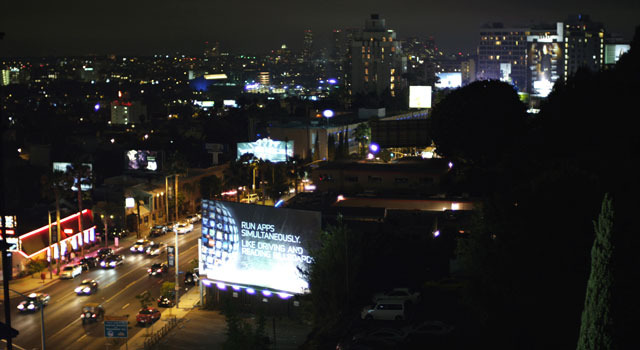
(100, 261, 106, 266)
(75, 287, 83, 293)
(17, 304, 24, 310)
(130, 247, 136, 252)
(27, 304, 35, 310)
(83, 287, 91, 293)
(110, 261, 116, 266)
(138, 247, 144, 251)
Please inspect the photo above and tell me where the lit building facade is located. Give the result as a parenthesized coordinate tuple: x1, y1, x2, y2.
(350, 14, 406, 97)
(110, 101, 146, 125)
(563, 15, 605, 79)
(477, 24, 528, 92)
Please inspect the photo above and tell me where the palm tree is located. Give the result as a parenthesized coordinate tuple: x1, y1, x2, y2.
(40, 170, 73, 274)
(223, 153, 255, 201)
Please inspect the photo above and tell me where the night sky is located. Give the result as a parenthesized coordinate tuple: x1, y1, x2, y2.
(2, 0, 639, 57)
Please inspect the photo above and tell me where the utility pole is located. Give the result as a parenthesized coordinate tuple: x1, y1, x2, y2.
(174, 175, 179, 309)
(48, 211, 53, 279)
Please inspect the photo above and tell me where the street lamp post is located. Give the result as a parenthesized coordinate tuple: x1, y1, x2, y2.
(174, 175, 179, 309)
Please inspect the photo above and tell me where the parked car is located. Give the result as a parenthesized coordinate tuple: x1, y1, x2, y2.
(349, 328, 408, 348)
(100, 254, 124, 268)
(147, 263, 168, 277)
(80, 303, 104, 324)
(157, 293, 176, 308)
(372, 288, 420, 304)
(174, 222, 193, 235)
(184, 269, 199, 286)
(136, 307, 161, 325)
(149, 225, 167, 237)
(145, 242, 166, 256)
(361, 299, 408, 321)
(405, 320, 454, 337)
(75, 279, 99, 295)
(60, 264, 83, 279)
(130, 239, 152, 253)
(78, 256, 99, 270)
(17, 293, 50, 312)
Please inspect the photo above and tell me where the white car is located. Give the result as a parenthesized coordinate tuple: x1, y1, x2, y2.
(60, 264, 83, 279)
(361, 299, 408, 321)
(174, 222, 193, 235)
(372, 288, 420, 304)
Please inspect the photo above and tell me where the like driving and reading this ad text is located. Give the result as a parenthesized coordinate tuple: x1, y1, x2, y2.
(200, 200, 321, 294)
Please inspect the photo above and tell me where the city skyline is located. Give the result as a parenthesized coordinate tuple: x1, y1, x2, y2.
(1, 0, 639, 57)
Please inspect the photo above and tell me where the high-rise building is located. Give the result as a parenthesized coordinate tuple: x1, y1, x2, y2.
(563, 15, 605, 79)
(204, 41, 220, 58)
(350, 14, 406, 97)
(527, 22, 564, 97)
(303, 29, 313, 61)
(110, 101, 146, 125)
(477, 23, 528, 92)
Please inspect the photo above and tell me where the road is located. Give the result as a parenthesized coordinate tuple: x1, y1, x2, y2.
(1, 223, 201, 350)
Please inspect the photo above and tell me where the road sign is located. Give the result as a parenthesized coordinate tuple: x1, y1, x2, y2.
(167, 245, 175, 267)
(104, 315, 128, 338)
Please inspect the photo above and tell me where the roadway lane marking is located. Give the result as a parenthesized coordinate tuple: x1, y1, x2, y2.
(78, 334, 88, 342)
(48, 318, 80, 341)
(1, 340, 28, 350)
(122, 303, 129, 309)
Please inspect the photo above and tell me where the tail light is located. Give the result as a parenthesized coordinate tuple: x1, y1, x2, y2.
(147, 269, 152, 273)
(80, 314, 85, 318)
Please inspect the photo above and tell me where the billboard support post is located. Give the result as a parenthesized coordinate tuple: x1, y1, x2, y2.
(175, 175, 179, 309)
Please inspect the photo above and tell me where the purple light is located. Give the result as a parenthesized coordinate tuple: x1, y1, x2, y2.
(216, 282, 227, 290)
(433, 230, 440, 237)
(328, 78, 337, 84)
(277, 292, 293, 299)
(231, 285, 241, 291)
(94, 103, 100, 112)
(246, 288, 255, 295)
(369, 143, 380, 153)
(262, 290, 272, 297)
(201, 280, 212, 287)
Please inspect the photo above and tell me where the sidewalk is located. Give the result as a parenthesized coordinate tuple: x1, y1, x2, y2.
(121, 284, 202, 350)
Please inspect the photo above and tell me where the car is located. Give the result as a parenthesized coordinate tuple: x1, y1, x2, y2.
(185, 214, 201, 224)
(80, 303, 104, 324)
(17, 293, 50, 312)
(174, 222, 193, 235)
(350, 328, 408, 347)
(240, 193, 259, 203)
(157, 293, 176, 308)
(130, 239, 152, 253)
(145, 242, 166, 256)
(361, 299, 408, 321)
(372, 288, 420, 304)
(96, 248, 114, 259)
(75, 279, 99, 295)
(136, 307, 161, 325)
(100, 254, 124, 268)
(60, 264, 83, 279)
(184, 269, 199, 286)
(405, 320, 455, 337)
(147, 263, 168, 276)
(78, 256, 99, 270)
(149, 225, 167, 237)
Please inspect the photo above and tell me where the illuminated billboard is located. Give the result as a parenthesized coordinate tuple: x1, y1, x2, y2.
(605, 44, 630, 65)
(435, 72, 462, 89)
(125, 150, 161, 172)
(237, 138, 294, 163)
(527, 41, 563, 97)
(199, 200, 321, 294)
(52, 162, 93, 191)
(409, 86, 432, 108)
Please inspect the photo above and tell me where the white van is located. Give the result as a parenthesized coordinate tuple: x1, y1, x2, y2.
(360, 299, 407, 321)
